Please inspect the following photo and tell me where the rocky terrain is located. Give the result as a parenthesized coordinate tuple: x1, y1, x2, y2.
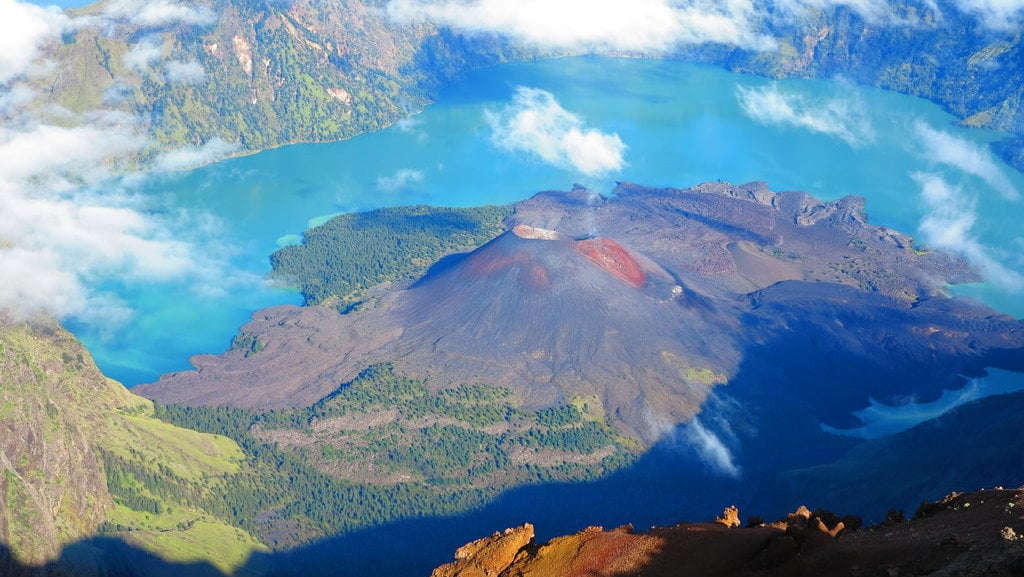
(138, 181, 1023, 444)
(0, 317, 265, 574)
(432, 489, 1024, 577)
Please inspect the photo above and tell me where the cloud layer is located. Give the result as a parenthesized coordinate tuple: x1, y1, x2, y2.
(0, 0, 67, 85)
(913, 172, 1024, 290)
(486, 87, 627, 176)
(0, 1, 234, 325)
(913, 120, 1019, 201)
(681, 417, 741, 477)
(0, 117, 196, 321)
(736, 83, 875, 146)
(951, 0, 1024, 29)
(103, 0, 215, 27)
(387, 0, 1024, 51)
(387, 0, 776, 52)
(155, 138, 239, 171)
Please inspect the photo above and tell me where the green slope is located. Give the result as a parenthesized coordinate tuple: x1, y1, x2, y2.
(0, 318, 265, 573)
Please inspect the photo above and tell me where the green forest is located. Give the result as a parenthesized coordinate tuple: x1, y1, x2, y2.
(269, 205, 511, 307)
(152, 364, 636, 546)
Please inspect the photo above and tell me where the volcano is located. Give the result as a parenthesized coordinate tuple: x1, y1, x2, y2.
(137, 182, 1024, 444)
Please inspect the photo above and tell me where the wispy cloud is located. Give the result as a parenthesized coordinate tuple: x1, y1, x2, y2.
(0, 0, 67, 85)
(774, 0, 899, 23)
(486, 86, 626, 177)
(387, 0, 776, 52)
(736, 83, 875, 147)
(0, 115, 198, 322)
(103, 0, 215, 27)
(124, 38, 165, 72)
(376, 168, 425, 191)
(913, 172, 1024, 290)
(950, 0, 1024, 30)
(681, 417, 741, 477)
(913, 120, 1019, 201)
(0, 0, 231, 327)
(165, 59, 206, 85)
(155, 138, 238, 171)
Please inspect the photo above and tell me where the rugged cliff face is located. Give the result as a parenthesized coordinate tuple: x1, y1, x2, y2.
(432, 489, 1024, 577)
(0, 317, 265, 574)
(0, 317, 117, 565)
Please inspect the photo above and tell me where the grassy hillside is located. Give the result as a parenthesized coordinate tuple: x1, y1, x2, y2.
(0, 318, 265, 573)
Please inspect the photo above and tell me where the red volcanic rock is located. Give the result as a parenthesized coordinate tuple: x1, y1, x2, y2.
(715, 505, 741, 528)
(574, 236, 647, 289)
(431, 524, 534, 577)
(434, 489, 1024, 577)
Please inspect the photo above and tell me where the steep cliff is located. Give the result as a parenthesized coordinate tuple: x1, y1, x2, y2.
(0, 316, 265, 574)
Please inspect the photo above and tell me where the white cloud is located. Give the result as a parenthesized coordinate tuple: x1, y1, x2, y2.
(103, 0, 215, 27)
(0, 121, 144, 184)
(681, 417, 741, 477)
(486, 86, 627, 176)
(913, 172, 1024, 290)
(155, 138, 239, 171)
(950, 0, 1024, 29)
(0, 103, 235, 326)
(387, 0, 776, 52)
(736, 83, 875, 147)
(774, 0, 897, 23)
(395, 116, 422, 133)
(165, 59, 206, 84)
(913, 120, 1019, 201)
(376, 168, 425, 191)
(0, 83, 38, 115)
(0, 0, 68, 85)
(124, 38, 165, 72)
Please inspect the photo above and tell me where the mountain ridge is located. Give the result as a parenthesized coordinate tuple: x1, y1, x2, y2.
(24, 0, 1024, 167)
(0, 316, 266, 573)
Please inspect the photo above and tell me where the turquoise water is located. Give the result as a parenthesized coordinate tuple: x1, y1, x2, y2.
(67, 57, 1024, 386)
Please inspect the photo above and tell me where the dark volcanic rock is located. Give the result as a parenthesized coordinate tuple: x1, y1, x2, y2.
(137, 182, 1023, 444)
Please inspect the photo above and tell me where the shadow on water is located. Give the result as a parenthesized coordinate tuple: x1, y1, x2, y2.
(7, 284, 1024, 576)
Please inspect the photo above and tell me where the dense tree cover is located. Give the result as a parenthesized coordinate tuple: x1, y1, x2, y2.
(152, 364, 637, 546)
(269, 205, 511, 306)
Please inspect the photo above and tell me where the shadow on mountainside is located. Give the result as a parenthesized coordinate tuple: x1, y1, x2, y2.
(7, 286, 1024, 577)
(1, 538, 228, 577)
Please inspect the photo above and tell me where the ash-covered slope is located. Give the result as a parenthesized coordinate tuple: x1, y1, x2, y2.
(138, 182, 1023, 443)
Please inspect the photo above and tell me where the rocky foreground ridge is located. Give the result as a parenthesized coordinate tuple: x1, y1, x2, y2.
(433, 489, 1024, 577)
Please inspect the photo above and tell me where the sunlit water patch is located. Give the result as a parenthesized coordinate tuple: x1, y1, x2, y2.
(822, 369, 1024, 439)
(66, 57, 1024, 386)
